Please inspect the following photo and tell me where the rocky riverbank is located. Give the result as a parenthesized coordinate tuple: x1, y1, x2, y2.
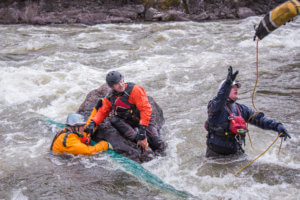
(0, 0, 285, 24)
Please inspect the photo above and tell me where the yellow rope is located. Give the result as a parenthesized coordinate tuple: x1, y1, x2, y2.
(235, 132, 283, 175)
(246, 39, 260, 148)
(278, 137, 283, 155)
(252, 39, 260, 112)
(247, 113, 257, 148)
(235, 39, 287, 175)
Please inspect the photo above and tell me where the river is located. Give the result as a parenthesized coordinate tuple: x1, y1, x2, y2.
(0, 17, 299, 200)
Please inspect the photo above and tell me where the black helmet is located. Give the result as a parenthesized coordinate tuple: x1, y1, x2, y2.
(106, 71, 123, 87)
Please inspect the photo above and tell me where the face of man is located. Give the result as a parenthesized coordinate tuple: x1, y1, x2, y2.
(111, 80, 125, 93)
(229, 85, 238, 101)
(67, 125, 85, 133)
(78, 125, 85, 133)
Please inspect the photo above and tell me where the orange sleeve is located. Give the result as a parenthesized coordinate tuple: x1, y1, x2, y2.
(65, 135, 109, 155)
(92, 97, 112, 125)
(86, 107, 98, 126)
(129, 85, 152, 126)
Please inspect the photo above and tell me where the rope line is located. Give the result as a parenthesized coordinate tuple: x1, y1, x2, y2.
(234, 39, 285, 175)
(235, 132, 283, 175)
(246, 38, 260, 148)
(278, 137, 283, 155)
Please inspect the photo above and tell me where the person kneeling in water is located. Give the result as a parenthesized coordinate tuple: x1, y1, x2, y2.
(50, 113, 112, 155)
(205, 66, 291, 157)
(85, 71, 166, 154)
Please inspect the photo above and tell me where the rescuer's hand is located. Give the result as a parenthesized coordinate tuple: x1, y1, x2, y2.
(277, 124, 291, 141)
(226, 66, 239, 85)
(108, 142, 114, 150)
(84, 120, 96, 136)
(136, 125, 147, 140)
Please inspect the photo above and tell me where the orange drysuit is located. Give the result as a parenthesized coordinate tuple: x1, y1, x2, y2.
(51, 128, 108, 155)
(91, 83, 152, 126)
(86, 82, 165, 152)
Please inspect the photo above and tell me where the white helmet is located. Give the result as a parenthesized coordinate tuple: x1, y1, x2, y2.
(233, 80, 241, 88)
(66, 114, 86, 126)
(219, 80, 241, 90)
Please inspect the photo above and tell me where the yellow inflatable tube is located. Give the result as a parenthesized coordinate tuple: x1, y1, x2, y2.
(254, 0, 300, 40)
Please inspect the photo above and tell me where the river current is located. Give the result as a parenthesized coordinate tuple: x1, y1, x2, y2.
(0, 17, 299, 200)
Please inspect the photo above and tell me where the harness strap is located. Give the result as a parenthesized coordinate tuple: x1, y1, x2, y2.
(63, 131, 84, 147)
(50, 129, 84, 151)
(50, 129, 69, 151)
(225, 104, 241, 117)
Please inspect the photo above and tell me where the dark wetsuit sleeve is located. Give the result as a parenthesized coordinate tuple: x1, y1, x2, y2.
(238, 104, 279, 131)
(208, 81, 232, 117)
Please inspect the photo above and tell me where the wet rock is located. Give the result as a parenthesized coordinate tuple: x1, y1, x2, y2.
(109, 5, 143, 20)
(77, 83, 165, 163)
(0, 8, 18, 24)
(190, 12, 209, 21)
(0, 1, 287, 26)
(135, 4, 145, 14)
(145, 7, 163, 21)
(78, 84, 110, 118)
(162, 10, 189, 22)
(237, 7, 255, 18)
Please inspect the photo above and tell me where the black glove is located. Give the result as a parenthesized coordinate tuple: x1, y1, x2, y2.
(84, 120, 96, 136)
(135, 125, 147, 141)
(277, 124, 291, 141)
(226, 66, 239, 85)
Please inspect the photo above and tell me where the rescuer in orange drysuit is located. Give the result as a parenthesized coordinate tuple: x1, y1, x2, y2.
(84, 71, 166, 153)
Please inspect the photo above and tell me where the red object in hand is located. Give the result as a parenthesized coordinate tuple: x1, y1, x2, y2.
(137, 139, 149, 151)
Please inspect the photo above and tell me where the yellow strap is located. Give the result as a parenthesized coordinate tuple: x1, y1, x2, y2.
(235, 132, 283, 175)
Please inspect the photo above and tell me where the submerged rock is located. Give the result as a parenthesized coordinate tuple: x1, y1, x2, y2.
(77, 83, 165, 163)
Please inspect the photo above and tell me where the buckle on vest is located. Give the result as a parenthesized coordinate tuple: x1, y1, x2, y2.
(237, 129, 248, 134)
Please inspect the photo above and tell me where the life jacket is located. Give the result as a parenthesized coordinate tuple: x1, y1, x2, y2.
(106, 82, 140, 122)
(205, 104, 248, 136)
(50, 128, 89, 152)
(225, 104, 248, 135)
(205, 104, 246, 155)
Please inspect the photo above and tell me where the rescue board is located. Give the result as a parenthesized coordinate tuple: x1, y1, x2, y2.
(45, 119, 190, 198)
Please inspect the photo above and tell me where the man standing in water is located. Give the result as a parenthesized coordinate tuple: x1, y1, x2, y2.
(84, 71, 166, 154)
(205, 66, 291, 157)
